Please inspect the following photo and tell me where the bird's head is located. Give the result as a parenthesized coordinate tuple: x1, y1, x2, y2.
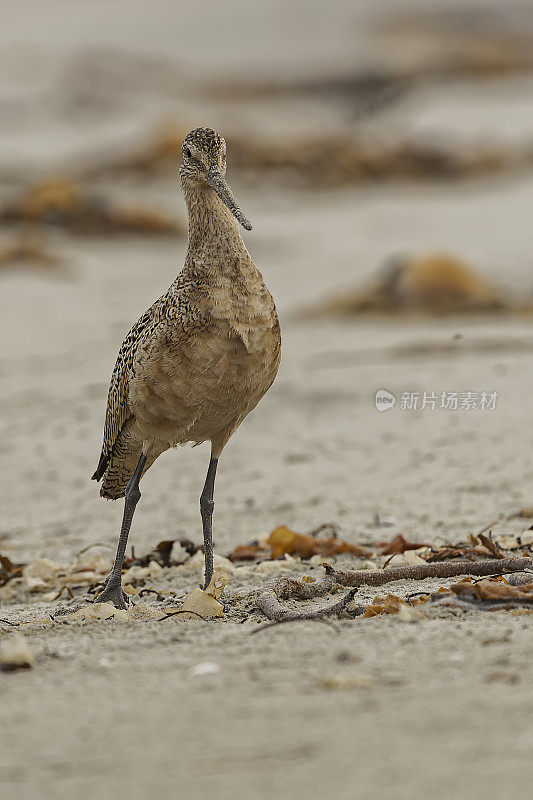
(180, 127, 252, 231)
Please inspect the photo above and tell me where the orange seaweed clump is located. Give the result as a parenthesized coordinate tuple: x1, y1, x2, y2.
(267, 526, 371, 559)
(0, 179, 184, 237)
(305, 252, 509, 317)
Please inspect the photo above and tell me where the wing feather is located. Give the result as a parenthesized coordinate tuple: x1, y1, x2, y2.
(92, 280, 205, 482)
(92, 302, 161, 481)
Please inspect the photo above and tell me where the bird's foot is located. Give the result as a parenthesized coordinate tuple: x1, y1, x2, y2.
(95, 575, 130, 610)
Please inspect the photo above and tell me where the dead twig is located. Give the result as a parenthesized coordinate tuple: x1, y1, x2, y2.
(51, 586, 75, 601)
(324, 557, 533, 587)
(251, 617, 341, 635)
(158, 609, 207, 622)
(256, 558, 532, 622)
(257, 575, 357, 622)
(138, 587, 166, 601)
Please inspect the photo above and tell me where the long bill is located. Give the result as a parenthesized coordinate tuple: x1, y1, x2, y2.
(206, 167, 252, 231)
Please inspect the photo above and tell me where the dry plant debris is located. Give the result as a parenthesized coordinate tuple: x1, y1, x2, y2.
(85, 122, 189, 176)
(256, 574, 357, 625)
(3, 513, 533, 631)
(126, 537, 199, 568)
(229, 523, 533, 565)
(0, 554, 25, 585)
(0, 233, 62, 273)
(229, 135, 513, 186)
(0, 549, 111, 602)
(304, 253, 515, 318)
(0, 179, 184, 237)
(377, 534, 430, 554)
(427, 575, 533, 612)
(324, 557, 532, 587)
(228, 525, 372, 562)
(80, 120, 526, 189)
(267, 526, 372, 559)
(427, 544, 500, 562)
(363, 594, 420, 620)
(256, 558, 533, 624)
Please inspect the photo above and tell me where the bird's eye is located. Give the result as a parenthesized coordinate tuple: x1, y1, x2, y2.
(185, 147, 191, 158)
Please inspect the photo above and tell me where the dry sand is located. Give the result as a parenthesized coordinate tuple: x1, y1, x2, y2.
(2, 2, 533, 798)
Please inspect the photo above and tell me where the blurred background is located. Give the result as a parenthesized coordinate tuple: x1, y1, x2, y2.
(3, 0, 533, 561)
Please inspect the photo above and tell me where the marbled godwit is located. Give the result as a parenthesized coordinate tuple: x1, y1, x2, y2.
(92, 127, 281, 608)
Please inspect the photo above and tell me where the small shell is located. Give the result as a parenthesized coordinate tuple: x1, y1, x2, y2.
(180, 588, 224, 619)
(0, 633, 35, 670)
(66, 602, 129, 623)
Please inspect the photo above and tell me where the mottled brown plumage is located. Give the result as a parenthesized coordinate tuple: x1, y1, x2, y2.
(92, 127, 281, 607)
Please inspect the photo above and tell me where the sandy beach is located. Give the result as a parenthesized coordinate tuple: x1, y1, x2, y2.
(1, 2, 533, 798)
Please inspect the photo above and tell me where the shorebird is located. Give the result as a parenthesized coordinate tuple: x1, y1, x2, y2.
(92, 127, 281, 609)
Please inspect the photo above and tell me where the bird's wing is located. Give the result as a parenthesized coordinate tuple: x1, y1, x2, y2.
(92, 281, 207, 482)
(92, 301, 163, 482)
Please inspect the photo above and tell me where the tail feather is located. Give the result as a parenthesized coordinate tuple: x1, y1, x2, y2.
(92, 452, 109, 482)
(95, 422, 167, 499)
(99, 425, 143, 499)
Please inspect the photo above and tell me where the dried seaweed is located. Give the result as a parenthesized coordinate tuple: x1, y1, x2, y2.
(303, 253, 512, 319)
(77, 119, 529, 190)
(85, 123, 189, 177)
(126, 537, 199, 569)
(228, 525, 371, 562)
(256, 554, 533, 624)
(426, 545, 496, 562)
(477, 534, 505, 559)
(0, 234, 62, 273)
(377, 534, 430, 555)
(363, 594, 419, 619)
(366, 576, 533, 617)
(0, 180, 184, 237)
(0, 554, 25, 586)
(227, 543, 265, 562)
(230, 135, 516, 187)
(452, 576, 533, 601)
(267, 526, 371, 559)
(429, 574, 533, 611)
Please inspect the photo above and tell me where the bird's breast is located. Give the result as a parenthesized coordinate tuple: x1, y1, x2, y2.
(128, 313, 280, 445)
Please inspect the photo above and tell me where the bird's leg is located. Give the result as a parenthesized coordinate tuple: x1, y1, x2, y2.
(200, 455, 218, 590)
(97, 452, 147, 610)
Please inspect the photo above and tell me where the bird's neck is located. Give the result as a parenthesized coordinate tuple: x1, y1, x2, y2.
(182, 178, 248, 267)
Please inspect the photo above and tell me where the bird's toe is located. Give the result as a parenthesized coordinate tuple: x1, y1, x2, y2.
(95, 576, 130, 610)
